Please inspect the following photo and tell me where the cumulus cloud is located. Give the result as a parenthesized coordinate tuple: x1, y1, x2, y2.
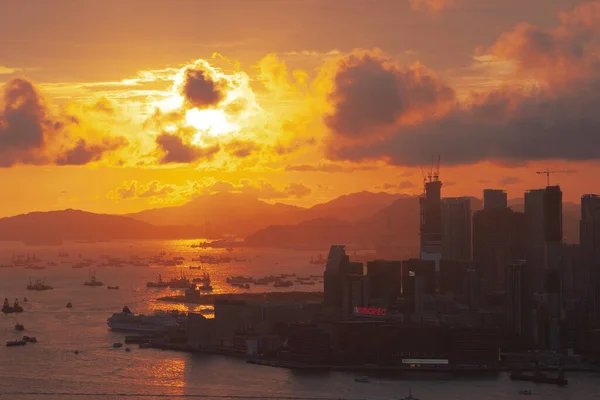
(202, 179, 312, 200)
(180, 60, 227, 109)
(0, 78, 125, 167)
(224, 140, 260, 158)
(325, 4, 600, 166)
(409, 0, 455, 12)
(324, 50, 455, 139)
(155, 132, 220, 164)
(108, 180, 176, 201)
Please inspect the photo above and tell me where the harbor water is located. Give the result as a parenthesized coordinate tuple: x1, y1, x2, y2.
(0, 240, 598, 399)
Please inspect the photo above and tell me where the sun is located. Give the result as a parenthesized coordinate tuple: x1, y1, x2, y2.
(185, 108, 240, 140)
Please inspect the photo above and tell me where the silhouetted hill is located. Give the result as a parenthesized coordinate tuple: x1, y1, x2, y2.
(126, 191, 406, 237)
(302, 191, 406, 222)
(126, 192, 304, 237)
(0, 209, 204, 245)
(245, 196, 581, 248)
(244, 218, 355, 249)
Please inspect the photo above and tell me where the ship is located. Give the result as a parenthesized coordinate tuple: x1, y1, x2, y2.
(192, 272, 211, 285)
(84, 272, 104, 287)
(107, 306, 184, 333)
(2, 298, 24, 314)
(24, 265, 46, 270)
(26, 278, 53, 291)
(167, 271, 191, 289)
(146, 274, 168, 288)
(510, 366, 568, 386)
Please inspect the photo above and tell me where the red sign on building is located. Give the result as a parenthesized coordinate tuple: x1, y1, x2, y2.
(353, 306, 387, 317)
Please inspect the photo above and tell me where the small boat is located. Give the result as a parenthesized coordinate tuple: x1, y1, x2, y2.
(107, 286, 119, 290)
(23, 297, 28, 302)
(2, 298, 14, 313)
(66, 302, 73, 308)
(27, 278, 53, 291)
(84, 272, 104, 287)
(6, 340, 27, 347)
(125, 348, 131, 352)
(22, 336, 37, 343)
(519, 389, 532, 396)
(113, 342, 123, 348)
(167, 271, 191, 289)
(399, 390, 420, 400)
(355, 376, 370, 383)
(12, 299, 23, 313)
(146, 274, 168, 288)
(139, 343, 152, 348)
(15, 323, 24, 331)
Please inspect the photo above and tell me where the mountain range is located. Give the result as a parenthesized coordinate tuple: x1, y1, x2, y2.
(0, 191, 582, 248)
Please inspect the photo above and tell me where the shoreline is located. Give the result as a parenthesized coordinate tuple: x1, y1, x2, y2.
(157, 291, 324, 305)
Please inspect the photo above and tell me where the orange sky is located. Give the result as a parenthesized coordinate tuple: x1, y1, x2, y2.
(1, 0, 600, 217)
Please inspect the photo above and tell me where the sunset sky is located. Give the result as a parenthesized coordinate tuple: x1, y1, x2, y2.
(1, 0, 600, 217)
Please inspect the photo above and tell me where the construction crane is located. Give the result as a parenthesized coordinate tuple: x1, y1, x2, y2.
(536, 168, 575, 186)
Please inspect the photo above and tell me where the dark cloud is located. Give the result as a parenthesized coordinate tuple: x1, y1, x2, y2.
(181, 63, 226, 109)
(326, 7, 600, 166)
(0, 77, 124, 167)
(324, 50, 455, 138)
(285, 163, 374, 173)
(499, 176, 521, 186)
(55, 137, 128, 166)
(224, 140, 260, 158)
(155, 133, 220, 164)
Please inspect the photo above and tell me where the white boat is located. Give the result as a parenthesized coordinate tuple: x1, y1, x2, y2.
(107, 306, 183, 333)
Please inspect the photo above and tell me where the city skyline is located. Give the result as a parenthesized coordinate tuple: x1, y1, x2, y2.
(2, 0, 600, 218)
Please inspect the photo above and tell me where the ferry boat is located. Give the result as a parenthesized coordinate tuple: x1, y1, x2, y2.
(146, 274, 168, 288)
(84, 272, 104, 287)
(107, 306, 184, 333)
(26, 278, 53, 291)
(274, 280, 294, 288)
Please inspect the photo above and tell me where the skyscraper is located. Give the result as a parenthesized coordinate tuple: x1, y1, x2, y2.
(420, 180, 443, 268)
(506, 260, 528, 337)
(324, 245, 364, 316)
(441, 197, 472, 261)
(483, 189, 508, 210)
(581, 194, 600, 322)
(473, 206, 525, 293)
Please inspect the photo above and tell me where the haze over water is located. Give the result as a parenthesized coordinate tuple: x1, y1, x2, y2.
(0, 241, 595, 399)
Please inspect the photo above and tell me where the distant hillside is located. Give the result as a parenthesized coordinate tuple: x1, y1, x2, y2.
(244, 218, 355, 249)
(245, 197, 581, 248)
(302, 191, 406, 222)
(125, 191, 407, 238)
(0, 209, 204, 244)
(126, 192, 304, 237)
